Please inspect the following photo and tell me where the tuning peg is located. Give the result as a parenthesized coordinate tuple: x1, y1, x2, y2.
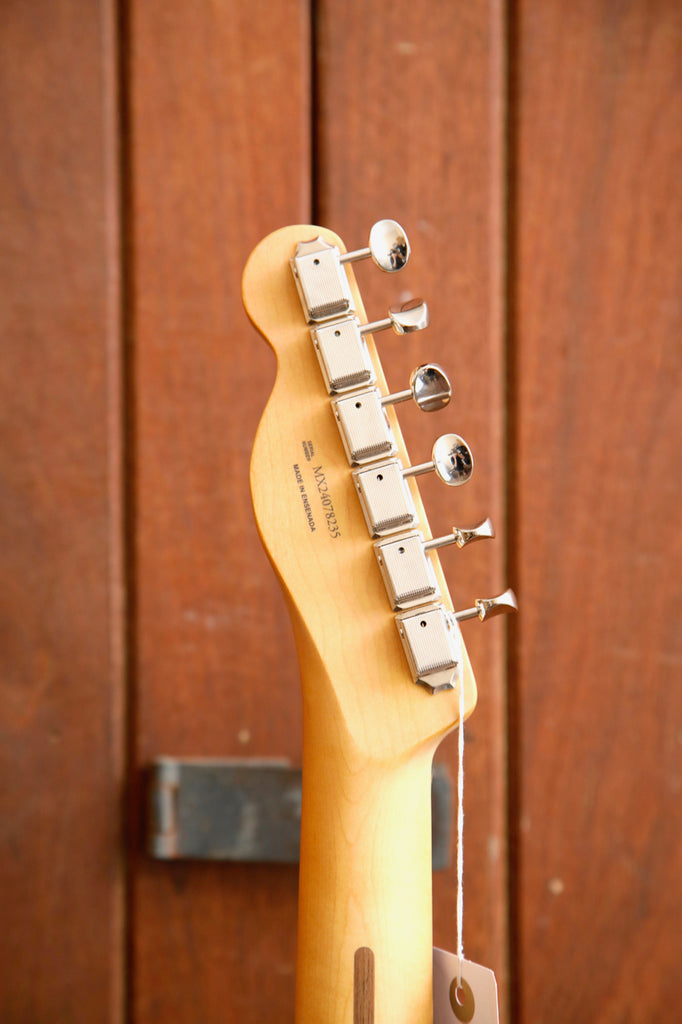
(339, 219, 410, 272)
(353, 436, 471, 537)
(396, 589, 518, 694)
(375, 519, 495, 610)
(455, 588, 518, 622)
(312, 301, 429, 397)
(361, 299, 429, 337)
(353, 433, 474, 537)
(423, 517, 494, 551)
(382, 363, 451, 413)
(402, 433, 474, 486)
(333, 364, 453, 467)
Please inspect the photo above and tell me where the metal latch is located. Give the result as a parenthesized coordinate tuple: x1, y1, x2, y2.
(147, 758, 453, 869)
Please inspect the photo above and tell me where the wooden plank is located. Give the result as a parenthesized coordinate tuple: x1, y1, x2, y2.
(512, 2, 682, 1020)
(316, 0, 510, 1005)
(127, 2, 310, 1020)
(0, 1, 124, 1020)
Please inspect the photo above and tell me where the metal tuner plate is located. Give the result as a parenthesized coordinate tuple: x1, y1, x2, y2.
(396, 604, 463, 694)
(374, 531, 441, 610)
(352, 460, 419, 537)
(311, 317, 377, 394)
(290, 236, 355, 323)
(332, 388, 398, 465)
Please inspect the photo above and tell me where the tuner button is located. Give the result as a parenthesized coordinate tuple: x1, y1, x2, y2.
(423, 517, 494, 552)
(339, 219, 410, 272)
(432, 434, 473, 486)
(455, 588, 518, 623)
(382, 363, 451, 414)
(402, 434, 474, 487)
(369, 219, 410, 271)
(411, 363, 451, 411)
(360, 299, 429, 339)
(388, 299, 429, 334)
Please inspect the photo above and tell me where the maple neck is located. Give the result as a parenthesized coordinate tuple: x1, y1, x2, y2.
(294, 632, 436, 1024)
(241, 223, 507, 1023)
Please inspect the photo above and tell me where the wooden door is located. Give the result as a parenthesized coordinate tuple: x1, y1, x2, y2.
(1, 1, 679, 1021)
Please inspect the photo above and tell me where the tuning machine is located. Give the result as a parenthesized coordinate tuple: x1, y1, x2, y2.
(291, 219, 410, 324)
(396, 589, 518, 694)
(375, 519, 494, 610)
(332, 364, 451, 466)
(312, 300, 429, 395)
(353, 434, 474, 538)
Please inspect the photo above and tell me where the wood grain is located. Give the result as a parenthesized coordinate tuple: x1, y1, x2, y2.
(512, 2, 682, 1020)
(316, 0, 510, 1001)
(127, 3, 311, 1021)
(0, 0, 124, 1020)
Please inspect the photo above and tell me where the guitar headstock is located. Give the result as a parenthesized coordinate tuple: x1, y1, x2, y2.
(242, 223, 515, 761)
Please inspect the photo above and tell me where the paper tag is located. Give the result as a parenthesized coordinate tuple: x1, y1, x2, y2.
(433, 948, 499, 1024)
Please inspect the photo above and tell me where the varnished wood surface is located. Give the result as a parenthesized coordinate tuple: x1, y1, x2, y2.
(127, 3, 310, 1021)
(0, 0, 124, 1020)
(512, 2, 682, 1020)
(316, 0, 511, 1003)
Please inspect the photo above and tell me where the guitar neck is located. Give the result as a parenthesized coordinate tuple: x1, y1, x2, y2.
(294, 628, 436, 1024)
(243, 221, 515, 1024)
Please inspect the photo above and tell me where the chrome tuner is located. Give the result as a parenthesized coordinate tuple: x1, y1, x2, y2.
(455, 588, 518, 622)
(353, 436, 473, 537)
(312, 300, 429, 397)
(396, 587, 518, 695)
(333, 363, 451, 467)
(382, 363, 451, 413)
(339, 218, 410, 272)
(375, 519, 494, 610)
(402, 433, 474, 487)
(423, 517, 494, 551)
(361, 299, 429, 337)
(396, 604, 463, 694)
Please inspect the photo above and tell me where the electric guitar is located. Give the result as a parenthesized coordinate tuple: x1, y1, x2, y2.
(242, 221, 515, 1024)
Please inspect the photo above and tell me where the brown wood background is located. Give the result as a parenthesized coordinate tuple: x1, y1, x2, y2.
(1, 1, 679, 1022)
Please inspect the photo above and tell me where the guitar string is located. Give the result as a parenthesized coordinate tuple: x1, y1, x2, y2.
(456, 668, 465, 989)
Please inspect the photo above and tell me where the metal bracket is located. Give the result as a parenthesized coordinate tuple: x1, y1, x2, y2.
(332, 388, 398, 465)
(352, 459, 418, 537)
(312, 317, 377, 394)
(290, 236, 355, 323)
(396, 604, 463, 694)
(147, 758, 453, 869)
(375, 530, 441, 610)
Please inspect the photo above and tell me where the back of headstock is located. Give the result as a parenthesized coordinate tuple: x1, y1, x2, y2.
(242, 221, 517, 1024)
(242, 222, 515, 763)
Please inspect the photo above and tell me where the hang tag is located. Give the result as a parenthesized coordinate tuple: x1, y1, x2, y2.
(433, 948, 499, 1024)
